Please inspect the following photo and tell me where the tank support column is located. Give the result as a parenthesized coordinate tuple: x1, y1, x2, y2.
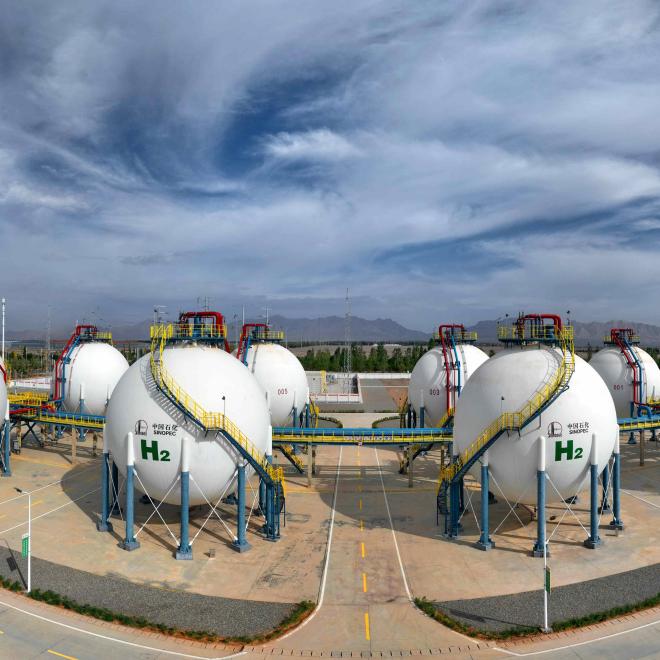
(640, 429, 645, 466)
(233, 461, 251, 552)
(584, 433, 602, 549)
(419, 390, 425, 428)
(121, 433, 140, 551)
(176, 436, 193, 559)
(304, 403, 310, 428)
(600, 459, 611, 513)
(476, 451, 494, 550)
(1, 405, 10, 477)
(532, 436, 549, 557)
(96, 427, 112, 532)
(610, 429, 624, 530)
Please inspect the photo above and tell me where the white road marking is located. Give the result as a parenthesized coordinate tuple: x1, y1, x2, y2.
(494, 617, 660, 656)
(277, 446, 343, 641)
(374, 448, 411, 601)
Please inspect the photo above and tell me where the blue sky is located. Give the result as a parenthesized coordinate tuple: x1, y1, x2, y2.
(3, 1, 660, 332)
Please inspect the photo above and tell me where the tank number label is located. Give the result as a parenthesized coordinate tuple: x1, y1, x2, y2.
(277, 388, 288, 396)
(554, 440, 584, 462)
(141, 439, 171, 462)
(429, 388, 441, 396)
(613, 384, 625, 391)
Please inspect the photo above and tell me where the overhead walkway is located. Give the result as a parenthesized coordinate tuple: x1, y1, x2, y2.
(438, 316, 576, 537)
(272, 426, 451, 445)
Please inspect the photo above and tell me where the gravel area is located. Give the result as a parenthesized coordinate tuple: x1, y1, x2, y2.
(435, 563, 660, 632)
(0, 545, 295, 638)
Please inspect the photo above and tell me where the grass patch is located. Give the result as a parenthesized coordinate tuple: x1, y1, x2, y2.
(415, 593, 660, 640)
(0, 574, 314, 646)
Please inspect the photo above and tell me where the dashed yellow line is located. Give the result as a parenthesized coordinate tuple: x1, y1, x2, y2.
(361, 542, 366, 558)
(362, 572, 368, 592)
(358, 498, 362, 511)
(359, 518, 363, 531)
(358, 484, 362, 492)
(364, 612, 370, 641)
(47, 650, 78, 660)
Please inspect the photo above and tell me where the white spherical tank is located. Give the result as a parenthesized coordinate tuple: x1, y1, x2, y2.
(409, 344, 489, 425)
(589, 346, 660, 418)
(59, 343, 128, 416)
(240, 343, 309, 426)
(105, 345, 270, 505)
(453, 349, 617, 503)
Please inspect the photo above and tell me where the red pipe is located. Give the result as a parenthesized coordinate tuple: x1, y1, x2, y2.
(236, 323, 269, 363)
(609, 328, 642, 405)
(437, 324, 466, 414)
(53, 325, 99, 402)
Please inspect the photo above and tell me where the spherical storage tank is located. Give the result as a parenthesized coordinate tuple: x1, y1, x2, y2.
(589, 346, 660, 418)
(59, 343, 129, 416)
(240, 343, 309, 426)
(453, 348, 617, 503)
(409, 344, 489, 425)
(105, 345, 270, 505)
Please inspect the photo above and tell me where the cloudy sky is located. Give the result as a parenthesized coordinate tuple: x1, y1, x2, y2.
(2, 1, 660, 332)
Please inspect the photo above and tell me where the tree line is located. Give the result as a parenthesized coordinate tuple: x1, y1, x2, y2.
(299, 343, 432, 373)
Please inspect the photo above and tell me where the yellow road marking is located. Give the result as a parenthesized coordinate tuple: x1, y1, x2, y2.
(360, 518, 363, 531)
(24, 500, 43, 509)
(358, 484, 362, 492)
(362, 572, 367, 592)
(361, 542, 366, 558)
(364, 612, 370, 641)
(47, 651, 78, 660)
(358, 498, 362, 511)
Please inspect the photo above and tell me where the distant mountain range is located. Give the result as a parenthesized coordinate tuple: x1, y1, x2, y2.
(8, 315, 660, 347)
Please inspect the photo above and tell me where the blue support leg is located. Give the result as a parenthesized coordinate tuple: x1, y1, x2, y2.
(121, 434, 140, 551)
(233, 462, 251, 552)
(532, 435, 549, 557)
(610, 434, 624, 530)
(96, 446, 112, 532)
(584, 436, 602, 549)
(176, 437, 192, 559)
(476, 458, 494, 550)
(420, 405, 425, 429)
(1, 418, 11, 477)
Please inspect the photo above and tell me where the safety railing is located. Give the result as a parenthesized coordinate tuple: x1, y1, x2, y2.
(439, 330, 575, 489)
(9, 391, 50, 407)
(19, 410, 104, 429)
(150, 325, 282, 485)
(436, 407, 455, 429)
(433, 330, 478, 342)
(150, 323, 227, 341)
(604, 334, 640, 344)
(498, 325, 574, 343)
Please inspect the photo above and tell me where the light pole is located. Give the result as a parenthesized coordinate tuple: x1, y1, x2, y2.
(14, 487, 31, 593)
